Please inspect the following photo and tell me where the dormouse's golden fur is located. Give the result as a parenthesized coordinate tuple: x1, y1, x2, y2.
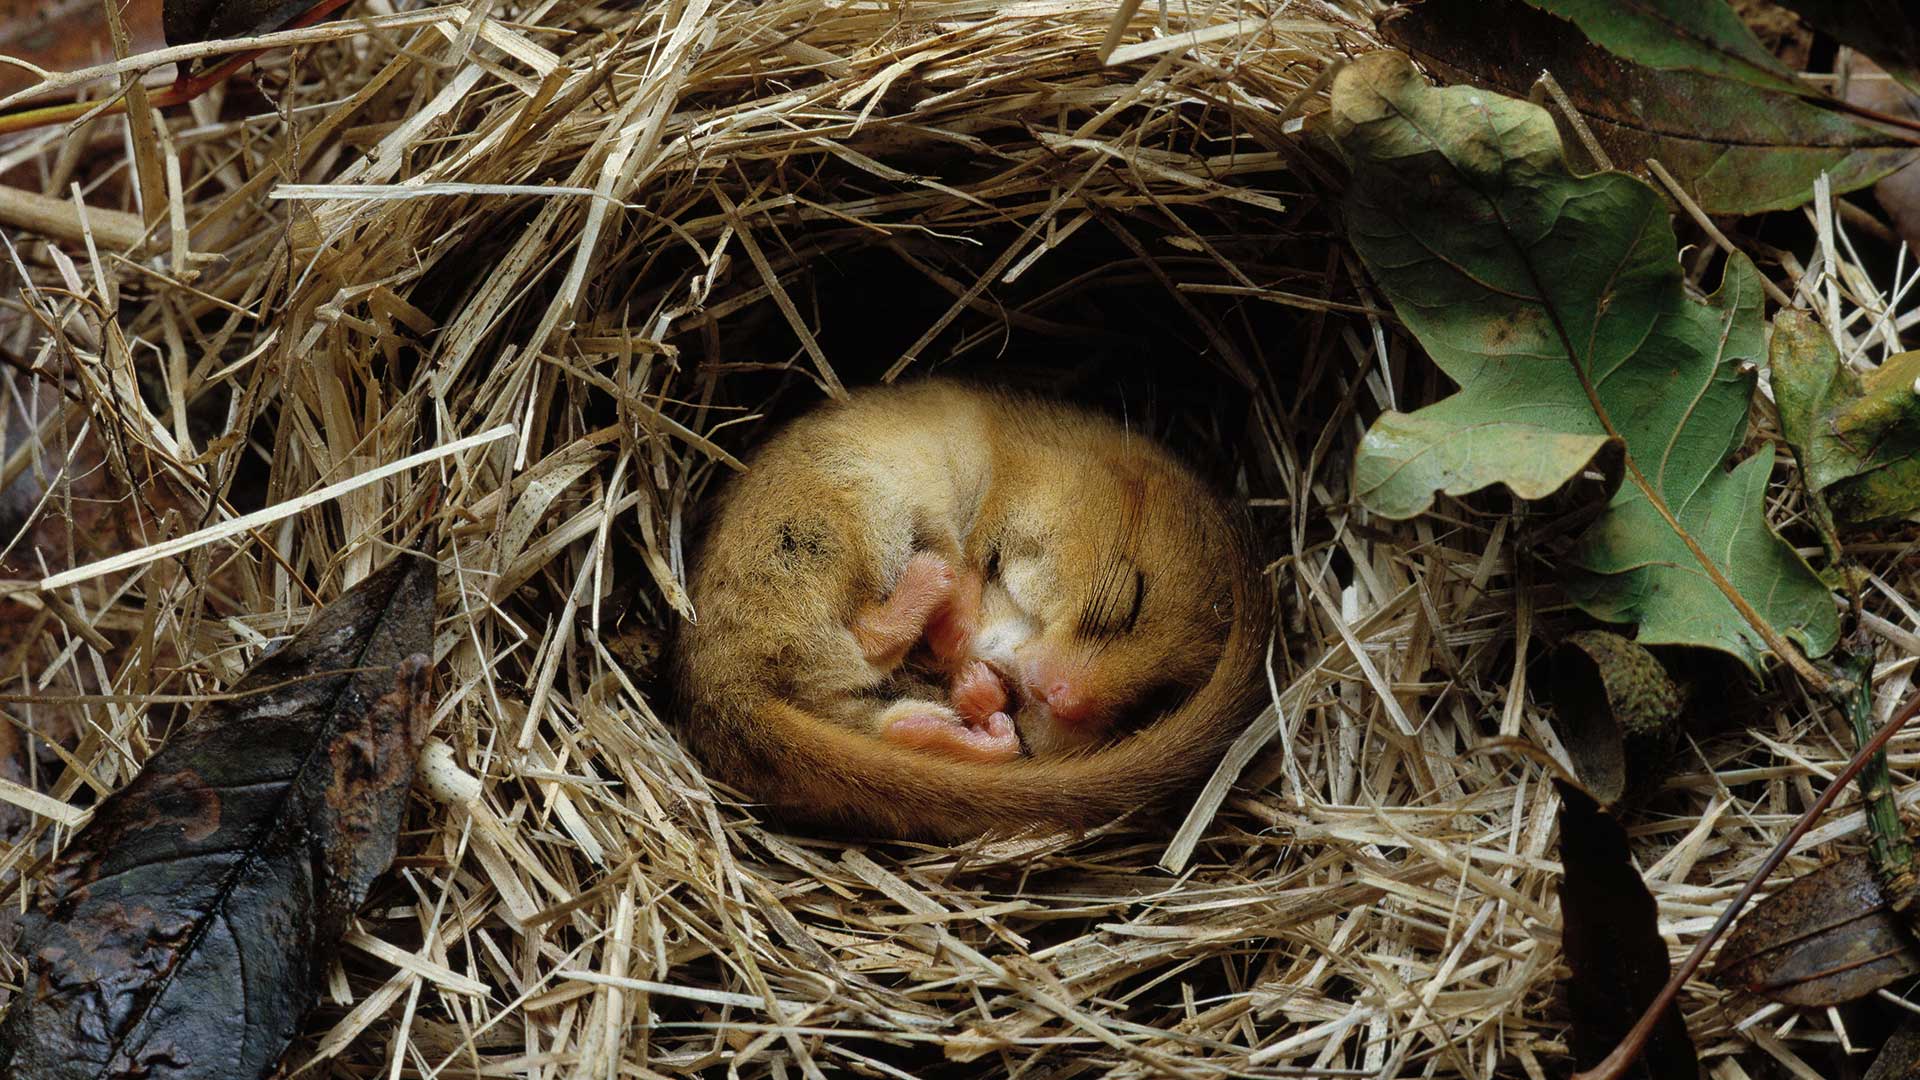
(672, 380, 1269, 841)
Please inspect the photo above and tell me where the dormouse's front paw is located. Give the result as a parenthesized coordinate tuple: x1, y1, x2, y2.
(880, 700, 1018, 763)
(853, 552, 957, 667)
(925, 567, 983, 666)
(949, 660, 1008, 724)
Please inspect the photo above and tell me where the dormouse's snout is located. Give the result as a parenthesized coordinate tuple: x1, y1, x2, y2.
(966, 466, 1234, 757)
(1018, 654, 1108, 728)
(1010, 653, 1121, 756)
(1039, 679, 1094, 726)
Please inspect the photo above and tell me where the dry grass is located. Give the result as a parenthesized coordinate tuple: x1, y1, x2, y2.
(0, 0, 1917, 1077)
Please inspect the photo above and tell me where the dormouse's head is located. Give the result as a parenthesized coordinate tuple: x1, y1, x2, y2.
(966, 447, 1242, 756)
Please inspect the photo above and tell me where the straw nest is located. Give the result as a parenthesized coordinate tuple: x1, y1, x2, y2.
(3, 0, 1919, 1076)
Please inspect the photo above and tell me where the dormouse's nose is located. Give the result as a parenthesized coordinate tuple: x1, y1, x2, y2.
(1032, 677, 1095, 726)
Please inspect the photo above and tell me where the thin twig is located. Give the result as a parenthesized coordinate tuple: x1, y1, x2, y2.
(1575, 686, 1920, 1080)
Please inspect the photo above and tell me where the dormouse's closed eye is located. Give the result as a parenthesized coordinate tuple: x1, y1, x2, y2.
(1076, 563, 1146, 638)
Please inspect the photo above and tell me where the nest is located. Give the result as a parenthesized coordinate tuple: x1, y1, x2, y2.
(2, 0, 1918, 1076)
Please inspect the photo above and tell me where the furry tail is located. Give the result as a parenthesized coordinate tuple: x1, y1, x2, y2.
(704, 562, 1271, 843)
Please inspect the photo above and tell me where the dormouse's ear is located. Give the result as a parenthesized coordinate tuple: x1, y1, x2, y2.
(997, 553, 1051, 615)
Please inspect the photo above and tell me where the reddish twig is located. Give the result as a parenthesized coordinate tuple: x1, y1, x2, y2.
(0, 0, 356, 137)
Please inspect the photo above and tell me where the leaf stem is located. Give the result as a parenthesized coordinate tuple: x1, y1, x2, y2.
(1827, 93, 1920, 143)
(1573, 684, 1920, 1080)
(1840, 645, 1917, 903)
(1610, 453, 1831, 694)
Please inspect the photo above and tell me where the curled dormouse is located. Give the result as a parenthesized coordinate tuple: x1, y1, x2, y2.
(672, 380, 1268, 841)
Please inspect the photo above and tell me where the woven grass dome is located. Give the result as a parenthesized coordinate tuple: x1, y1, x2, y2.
(4, 1, 1917, 1077)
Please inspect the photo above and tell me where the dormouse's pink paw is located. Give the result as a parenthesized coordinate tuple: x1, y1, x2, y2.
(894, 551, 957, 608)
(950, 660, 1008, 724)
(924, 568, 983, 666)
(883, 707, 1019, 764)
(854, 553, 957, 666)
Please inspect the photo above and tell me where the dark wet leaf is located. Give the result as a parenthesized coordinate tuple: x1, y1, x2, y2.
(1777, 1, 1920, 94)
(1557, 782, 1699, 1079)
(1544, 631, 1686, 806)
(163, 0, 319, 47)
(0, 553, 436, 1080)
(1322, 51, 1839, 671)
(1381, 0, 1918, 214)
(1772, 310, 1920, 528)
(1865, 1015, 1920, 1080)
(1716, 854, 1920, 1006)
(1523, 0, 1810, 97)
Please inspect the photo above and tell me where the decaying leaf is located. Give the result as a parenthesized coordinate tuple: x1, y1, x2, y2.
(0, 553, 436, 1080)
(1772, 310, 1920, 528)
(1557, 782, 1699, 1079)
(1715, 854, 1920, 1006)
(1545, 631, 1686, 806)
(1522, 0, 1812, 98)
(163, 0, 321, 47)
(1864, 1015, 1920, 1080)
(1778, 0, 1920, 94)
(1322, 51, 1839, 671)
(1380, 0, 1917, 215)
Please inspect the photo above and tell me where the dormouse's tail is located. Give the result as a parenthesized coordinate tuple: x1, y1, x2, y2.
(710, 557, 1272, 843)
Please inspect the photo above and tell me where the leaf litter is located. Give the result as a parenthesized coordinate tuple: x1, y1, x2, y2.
(0, 1, 1915, 1077)
(0, 552, 434, 1078)
(1716, 852, 1920, 1007)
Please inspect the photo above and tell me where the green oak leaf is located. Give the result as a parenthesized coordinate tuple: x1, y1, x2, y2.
(1522, 0, 1809, 98)
(1773, 310, 1920, 526)
(1382, 0, 1917, 215)
(1325, 51, 1838, 670)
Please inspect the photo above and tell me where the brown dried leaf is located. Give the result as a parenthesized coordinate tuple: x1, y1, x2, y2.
(1557, 782, 1699, 1079)
(0, 553, 436, 1080)
(1844, 57, 1920, 260)
(1546, 630, 1687, 806)
(0, 371, 180, 850)
(1865, 1015, 1920, 1080)
(1715, 854, 1920, 1006)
